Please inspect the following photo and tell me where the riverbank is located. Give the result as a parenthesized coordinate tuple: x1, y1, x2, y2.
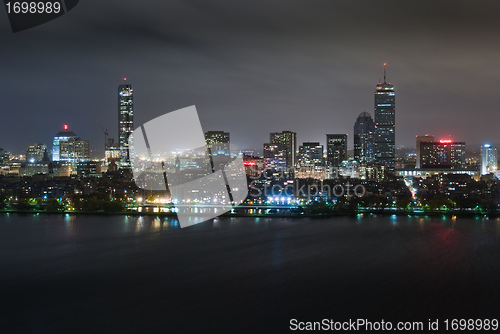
(0, 208, 498, 219)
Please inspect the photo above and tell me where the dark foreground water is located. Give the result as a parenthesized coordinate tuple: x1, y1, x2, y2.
(1, 214, 500, 333)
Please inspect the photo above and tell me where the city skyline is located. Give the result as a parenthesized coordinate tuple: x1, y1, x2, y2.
(2, 1, 500, 153)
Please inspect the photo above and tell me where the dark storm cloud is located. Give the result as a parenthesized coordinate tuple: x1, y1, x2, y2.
(1, 0, 500, 154)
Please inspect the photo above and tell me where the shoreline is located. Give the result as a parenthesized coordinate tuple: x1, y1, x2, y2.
(0, 209, 497, 219)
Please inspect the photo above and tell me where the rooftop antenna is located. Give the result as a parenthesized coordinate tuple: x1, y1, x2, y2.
(383, 62, 387, 84)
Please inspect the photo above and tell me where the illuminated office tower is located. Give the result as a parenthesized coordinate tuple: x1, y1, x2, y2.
(26, 143, 48, 163)
(105, 138, 120, 166)
(481, 144, 498, 175)
(353, 112, 375, 165)
(416, 134, 435, 169)
(326, 134, 347, 167)
(270, 131, 297, 169)
(52, 124, 90, 163)
(297, 142, 324, 167)
(420, 139, 465, 169)
(263, 143, 287, 170)
(205, 131, 230, 155)
(118, 80, 134, 168)
(374, 63, 396, 168)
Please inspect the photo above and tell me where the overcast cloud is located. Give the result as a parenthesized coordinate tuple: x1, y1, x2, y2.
(1, 0, 500, 154)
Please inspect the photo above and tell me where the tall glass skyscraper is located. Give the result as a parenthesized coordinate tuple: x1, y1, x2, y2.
(374, 64, 395, 168)
(481, 144, 498, 175)
(270, 131, 297, 169)
(353, 112, 375, 165)
(118, 81, 134, 168)
(326, 134, 347, 167)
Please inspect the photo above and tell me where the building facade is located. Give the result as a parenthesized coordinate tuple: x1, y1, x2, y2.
(374, 65, 396, 168)
(263, 143, 287, 170)
(420, 140, 466, 169)
(481, 144, 498, 175)
(326, 134, 347, 167)
(26, 143, 48, 163)
(205, 131, 230, 156)
(118, 82, 134, 168)
(52, 125, 90, 163)
(269, 131, 297, 169)
(416, 134, 435, 169)
(297, 142, 324, 167)
(353, 112, 375, 165)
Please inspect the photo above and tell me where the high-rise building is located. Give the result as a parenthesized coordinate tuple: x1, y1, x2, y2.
(374, 63, 396, 168)
(416, 134, 435, 169)
(52, 124, 90, 163)
(205, 131, 230, 172)
(481, 144, 498, 175)
(205, 131, 230, 156)
(118, 81, 134, 168)
(420, 140, 466, 169)
(105, 138, 120, 165)
(26, 143, 48, 163)
(297, 142, 324, 167)
(353, 112, 375, 165)
(326, 134, 347, 167)
(263, 143, 287, 170)
(270, 131, 297, 169)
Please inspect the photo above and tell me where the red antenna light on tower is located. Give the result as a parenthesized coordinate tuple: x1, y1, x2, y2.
(64, 124, 68, 131)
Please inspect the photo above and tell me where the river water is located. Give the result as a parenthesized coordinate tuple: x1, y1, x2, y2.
(1, 214, 499, 333)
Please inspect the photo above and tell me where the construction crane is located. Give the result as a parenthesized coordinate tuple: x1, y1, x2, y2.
(97, 120, 108, 154)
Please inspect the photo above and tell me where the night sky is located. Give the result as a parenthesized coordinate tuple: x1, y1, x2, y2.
(1, 0, 500, 155)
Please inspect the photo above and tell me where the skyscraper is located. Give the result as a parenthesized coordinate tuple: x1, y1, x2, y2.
(326, 134, 347, 167)
(297, 142, 324, 167)
(263, 143, 287, 170)
(205, 131, 230, 156)
(420, 140, 466, 169)
(374, 63, 396, 168)
(481, 144, 498, 175)
(416, 134, 435, 169)
(205, 131, 230, 172)
(353, 112, 375, 165)
(52, 124, 90, 163)
(26, 143, 48, 163)
(270, 131, 297, 169)
(118, 80, 134, 168)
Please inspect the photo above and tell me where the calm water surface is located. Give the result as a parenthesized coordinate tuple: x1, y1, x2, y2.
(1, 214, 500, 333)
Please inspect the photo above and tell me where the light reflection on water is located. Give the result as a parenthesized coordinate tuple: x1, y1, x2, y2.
(1, 213, 500, 333)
